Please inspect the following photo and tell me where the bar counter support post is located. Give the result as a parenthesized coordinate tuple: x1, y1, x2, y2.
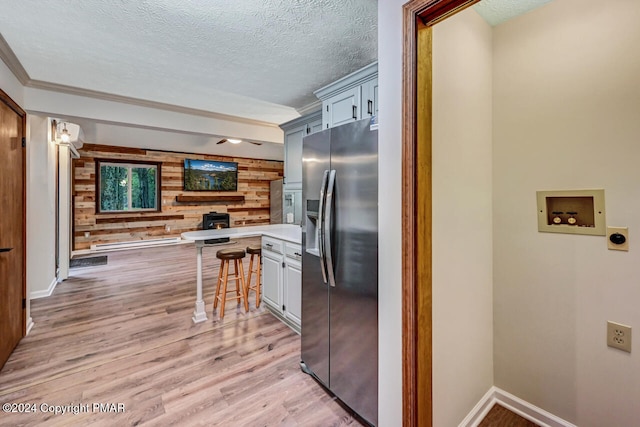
(192, 242, 208, 323)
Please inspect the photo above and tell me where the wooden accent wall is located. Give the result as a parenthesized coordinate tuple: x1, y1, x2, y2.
(72, 144, 283, 251)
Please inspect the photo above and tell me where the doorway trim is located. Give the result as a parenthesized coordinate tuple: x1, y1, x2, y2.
(401, 1, 479, 425)
(0, 88, 27, 336)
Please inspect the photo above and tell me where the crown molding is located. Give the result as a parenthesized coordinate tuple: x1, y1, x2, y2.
(26, 79, 281, 128)
(0, 33, 30, 84)
(295, 99, 322, 117)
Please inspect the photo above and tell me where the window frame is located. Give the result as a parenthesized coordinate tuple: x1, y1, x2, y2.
(95, 158, 162, 214)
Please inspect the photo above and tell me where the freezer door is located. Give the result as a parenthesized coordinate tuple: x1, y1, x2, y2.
(301, 128, 331, 387)
(328, 118, 378, 425)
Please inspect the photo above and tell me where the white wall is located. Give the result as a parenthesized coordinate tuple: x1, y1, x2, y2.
(24, 87, 284, 145)
(432, 8, 494, 427)
(26, 115, 57, 298)
(493, 0, 640, 425)
(377, 0, 404, 424)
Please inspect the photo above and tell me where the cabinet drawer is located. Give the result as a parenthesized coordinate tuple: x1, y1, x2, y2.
(262, 236, 283, 254)
(285, 242, 302, 261)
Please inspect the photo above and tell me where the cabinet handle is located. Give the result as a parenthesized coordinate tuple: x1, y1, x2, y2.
(0, 247, 13, 253)
(306, 125, 311, 134)
(368, 100, 373, 115)
(294, 252, 302, 257)
(265, 243, 273, 248)
(352, 105, 357, 120)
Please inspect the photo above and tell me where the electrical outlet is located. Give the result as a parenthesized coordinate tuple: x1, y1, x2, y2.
(607, 321, 632, 353)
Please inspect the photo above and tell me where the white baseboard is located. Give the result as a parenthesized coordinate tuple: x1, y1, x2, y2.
(26, 317, 34, 335)
(90, 237, 181, 251)
(30, 277, 58, 299)
(460, 386, 576, 427)
(458, 387, 497, 427)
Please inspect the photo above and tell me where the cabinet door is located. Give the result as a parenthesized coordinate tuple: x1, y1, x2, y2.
(284, 124, 304, 189)
(261, 250, 282, 312)
(309, 117, 323, 135)
(323, 86, 361, 129)
(284, 257, 302, 327)
(361, 78, 379, 119)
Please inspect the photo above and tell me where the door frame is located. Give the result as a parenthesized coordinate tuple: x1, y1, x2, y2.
(401, 1, 479, 425)
(0, 88, 27, 335)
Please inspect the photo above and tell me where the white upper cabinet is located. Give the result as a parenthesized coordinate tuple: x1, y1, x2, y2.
(323, 86, 361, 128)
(280, 110, 322, 191)
(314, 61, 378, 130)
(361, 77, 379, 119)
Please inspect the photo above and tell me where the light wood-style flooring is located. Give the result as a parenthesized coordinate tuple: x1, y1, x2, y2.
(0, 238, 363, 426)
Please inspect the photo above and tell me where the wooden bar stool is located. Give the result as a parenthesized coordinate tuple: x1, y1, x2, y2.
(245, 245, 262, 308)
(213, 248, 248, 319)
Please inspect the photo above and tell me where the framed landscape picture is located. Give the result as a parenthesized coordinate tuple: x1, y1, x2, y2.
(183, 159, 238, 191)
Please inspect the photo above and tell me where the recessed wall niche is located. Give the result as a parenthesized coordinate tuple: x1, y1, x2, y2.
(536, 189, 606, 235)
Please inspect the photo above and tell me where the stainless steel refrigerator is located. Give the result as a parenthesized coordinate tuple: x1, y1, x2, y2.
(301, 118, 378, 426)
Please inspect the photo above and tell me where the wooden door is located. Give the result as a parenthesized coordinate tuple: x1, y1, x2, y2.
(0, 89, 26, 370)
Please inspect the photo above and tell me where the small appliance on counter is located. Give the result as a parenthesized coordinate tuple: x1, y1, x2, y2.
(283, 190, 302, 224)
(270, 179, 303, 225)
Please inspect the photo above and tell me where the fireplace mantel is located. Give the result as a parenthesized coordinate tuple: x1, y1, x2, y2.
(175, 195, 245, 203)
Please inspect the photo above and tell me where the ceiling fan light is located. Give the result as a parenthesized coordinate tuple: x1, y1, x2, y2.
(227, 138, 242, 144)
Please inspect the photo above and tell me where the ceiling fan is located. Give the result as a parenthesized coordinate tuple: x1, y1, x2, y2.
(216, 138, 262, 146)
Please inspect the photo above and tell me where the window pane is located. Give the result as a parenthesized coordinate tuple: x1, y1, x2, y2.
(100, 165, 129, 211)
(131, 167, 157, 209)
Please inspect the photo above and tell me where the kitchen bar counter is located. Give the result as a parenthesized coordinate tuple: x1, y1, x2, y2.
(181, 224, 301, 323)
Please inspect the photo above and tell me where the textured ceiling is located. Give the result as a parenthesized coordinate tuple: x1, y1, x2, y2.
(0, 0, 377, 124)
(474, 0, 553, 26)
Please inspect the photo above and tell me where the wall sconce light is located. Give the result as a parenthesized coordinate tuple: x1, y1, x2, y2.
(60, 123, 71, 144)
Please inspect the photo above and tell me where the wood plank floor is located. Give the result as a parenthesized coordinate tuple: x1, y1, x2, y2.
(0, 239, 364, 426)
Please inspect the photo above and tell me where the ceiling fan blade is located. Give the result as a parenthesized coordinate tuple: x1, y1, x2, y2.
(216, 139, 227, 145)
(248, 141, 262, 146)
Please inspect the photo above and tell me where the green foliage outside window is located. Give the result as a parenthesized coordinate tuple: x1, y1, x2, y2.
(99, 162, 158, 212)
(131, 167, 156, 209)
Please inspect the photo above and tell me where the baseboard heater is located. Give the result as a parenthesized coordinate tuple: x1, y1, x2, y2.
(90, 237, 181, 251)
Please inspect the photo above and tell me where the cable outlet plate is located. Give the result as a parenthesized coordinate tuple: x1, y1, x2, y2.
(607, 226, 629, 251)
(607, 321, 631, 353)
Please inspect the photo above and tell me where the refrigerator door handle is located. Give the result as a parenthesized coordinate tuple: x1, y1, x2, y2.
(318, 170, 330, 284)
(324, 169, 337, 288)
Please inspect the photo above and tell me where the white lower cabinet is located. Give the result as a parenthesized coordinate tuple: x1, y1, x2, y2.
(283, 243, 302, 327)
(261, 236, 302, 333)
(261, 245, 282, 310)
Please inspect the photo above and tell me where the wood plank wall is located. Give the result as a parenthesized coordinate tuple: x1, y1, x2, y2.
(72, 144, 283, 250)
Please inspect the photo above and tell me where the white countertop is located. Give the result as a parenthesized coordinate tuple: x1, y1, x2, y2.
(181, 224, 301, 245)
